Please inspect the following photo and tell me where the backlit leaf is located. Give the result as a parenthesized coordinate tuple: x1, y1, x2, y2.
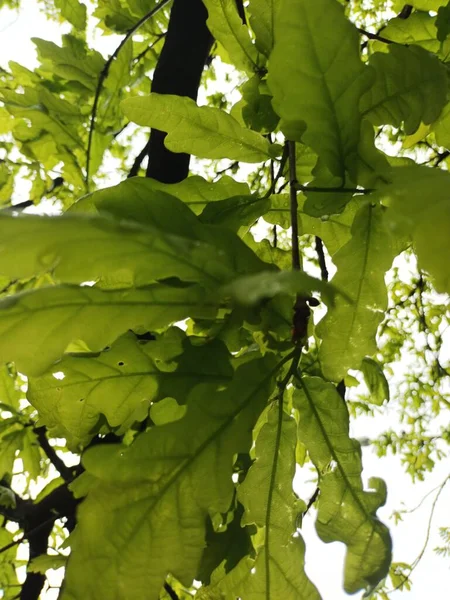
(62, 358, 277, 600)
(317, 203, 395, 382)
(202, 0, 261, 73)
(360, 357, 390, 405)
(375, 165, 450, 294)
(200, 406, 320, 599)
(247, 0, 280, 55)
(122, 93, 272, 162)
(360, 45, 447, 135)
(0, 284, 217, 376)
(28, 331, 232, 449)
(0, 213, 234, 288)
(268, 0, 373, 179)
(294, 377, 392, 593)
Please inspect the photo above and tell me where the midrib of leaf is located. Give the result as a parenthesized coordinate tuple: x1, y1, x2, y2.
(4, 298, 219, 314)
(169, 107, 267, 157)
(219, 0, 258, 70)
(264, 379, 284, 599)
(360, 74, 439, 118)
(119, 352, 294, 559)
(303, 6, 345, 177)
(34, 369, 229, 391)
(264, 349, 301, 599)
(342, 205, 372, 357)
(296, 375, 381, 530)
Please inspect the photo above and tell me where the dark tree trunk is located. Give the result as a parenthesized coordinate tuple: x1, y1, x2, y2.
(146, 0, 214, 183)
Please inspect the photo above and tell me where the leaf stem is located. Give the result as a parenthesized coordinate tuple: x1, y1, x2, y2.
(265, 347, 302, 599)
(294, 182, 373, 194)
(288, 141, 301, 271)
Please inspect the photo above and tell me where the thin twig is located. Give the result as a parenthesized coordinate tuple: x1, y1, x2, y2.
(164, 582, 180, 600)
(294, 182, 373, 194)
(128, 139, 152, 177)
(303, 487, 320, 516)
(264, 144, 289, 198)
(0, 515, 57, 556)
(86, 0, 172, 188)
(315, 236, 328, 282)
(358, 28, 394, 45)
(133, 32, 166, 64)
(385, 475, 450, 595)
(34, 427, 73, 482)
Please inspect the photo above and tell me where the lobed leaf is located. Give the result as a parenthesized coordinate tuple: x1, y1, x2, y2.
(223, 269, 342, 307)
(62, 358, 277, 600)
(361, 45, 447, 135)
(202, 0, 261, 72)
(247, 0, 280, 56)
(268, 0, 373, 179)
(294, 377, 392, 593)
(360, 357, 390, 405)
(28, 331, 233, 449)
(122, 93, 272, 162)
(375, 165, 450, 294)
(200, 406, 320, 599)
(317, 203, 396, 382)
(0, 212, 234, 289)
(0, 284, 217, 376)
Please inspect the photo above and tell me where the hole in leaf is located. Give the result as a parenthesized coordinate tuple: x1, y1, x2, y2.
(118, 361, 125, 367)
(52, 371, 65, 380)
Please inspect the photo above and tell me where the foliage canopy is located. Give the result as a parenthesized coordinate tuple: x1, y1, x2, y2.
(0, 0, 449, 599)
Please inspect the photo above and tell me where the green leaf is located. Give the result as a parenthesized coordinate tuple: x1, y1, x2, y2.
(72, 175, 250, 216)
(199, 194, 270, 233)
(0, 284, 217, 376)
(21, 427, 41, 480)
(360, 45, 447, 135)
(28, 331, 233, 449)
(150, 397, 186, 426)
(54, 0, 87, 29)
(380, 11, 450, 58)
(392, 0, 448, 11)
(268, 0, 373, 179)
(28, 554, 67, 574)
(200, 406, 320, 599)
(266, 195, 357, 255)
(196, 503, 252, 586)
(0, 213, 234, 288)
(433, 102, 450, 149)
(0, 365, 21, 411)
(0, 430, 24, 479)
(223, 269, 341, 307)
(294, 377, 392, 594)
(317, 203, 395, 382)
(360, 357, 390, 405)
(247, 0, 280, 55)
(436, 3, 450, 42)
(33, 35, 104, 90)
(375, 165, 450, 294)
(202, 0, 261, 73)
(62, 358, 277, 600)
(69, 179, 267, 281)
(121, 93, 272, 162)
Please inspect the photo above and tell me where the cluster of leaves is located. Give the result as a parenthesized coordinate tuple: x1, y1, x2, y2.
(0, 0, 449, 599)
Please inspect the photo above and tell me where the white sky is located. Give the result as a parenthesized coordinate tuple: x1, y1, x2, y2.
(0, 3, 448, 600)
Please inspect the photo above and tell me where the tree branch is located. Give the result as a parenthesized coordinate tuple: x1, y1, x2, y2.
(34, 426, 74, 483)
(145, 0, 214, 182)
